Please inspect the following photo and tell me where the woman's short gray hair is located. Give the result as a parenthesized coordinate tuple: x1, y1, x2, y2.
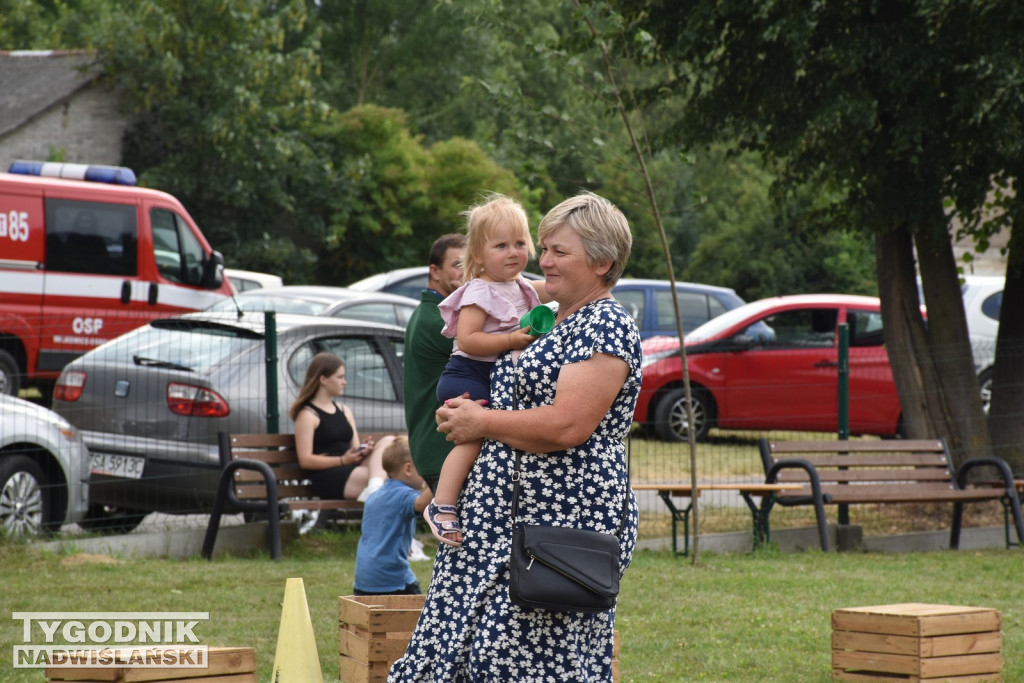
(537, 192, 632, 287)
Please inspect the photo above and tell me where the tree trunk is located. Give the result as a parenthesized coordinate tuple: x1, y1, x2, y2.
(875, 224, 935, 438)
(914, 212, 993, 466)
(987, 215, 1024, 474)
(875, 217, 988, 468)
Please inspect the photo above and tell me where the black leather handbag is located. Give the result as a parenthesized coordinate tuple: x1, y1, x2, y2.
(507, 444, 629, 613)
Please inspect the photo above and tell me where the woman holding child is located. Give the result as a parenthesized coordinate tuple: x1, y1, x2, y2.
(389, 192, 642, 682)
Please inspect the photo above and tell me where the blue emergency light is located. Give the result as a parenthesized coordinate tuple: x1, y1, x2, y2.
(7, 160, 137, 186)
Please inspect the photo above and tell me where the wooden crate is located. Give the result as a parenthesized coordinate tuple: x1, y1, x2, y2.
(832, 603, 1002, 681)
(338, 594, 621, 682)
(338, 594, 426, 683)
(46, 646, 256, 682)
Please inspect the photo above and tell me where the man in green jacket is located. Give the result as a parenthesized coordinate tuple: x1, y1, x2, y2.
(403, 234, 465, 493)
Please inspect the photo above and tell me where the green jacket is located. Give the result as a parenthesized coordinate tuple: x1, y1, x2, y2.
(403, 289, 455, 478)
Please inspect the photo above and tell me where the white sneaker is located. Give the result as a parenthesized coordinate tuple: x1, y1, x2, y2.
(357, 477, 385, 503)
(408, 538, 430, 562)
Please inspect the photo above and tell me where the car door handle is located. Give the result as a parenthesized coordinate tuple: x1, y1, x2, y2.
(814, 360, 838, 368)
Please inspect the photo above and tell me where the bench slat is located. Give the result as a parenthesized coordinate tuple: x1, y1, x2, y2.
(234, 465, 306, 482)
(765, 439, 945, 454)
(228, 449, 300, 465)
(773, 454, 950, 467)
(231, 433, 296, 448)
(775, 469, 953, 484)
(813, 487, 1006, 504)
(234, 482, 313, 498)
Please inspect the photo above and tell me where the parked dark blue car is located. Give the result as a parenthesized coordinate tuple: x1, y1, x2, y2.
(612, 278, 745, 339)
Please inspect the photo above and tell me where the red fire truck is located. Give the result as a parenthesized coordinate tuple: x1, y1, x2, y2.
(0, 161, 234, 397)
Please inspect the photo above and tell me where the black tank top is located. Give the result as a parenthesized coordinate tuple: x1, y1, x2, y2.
(306, 401, 354, 455)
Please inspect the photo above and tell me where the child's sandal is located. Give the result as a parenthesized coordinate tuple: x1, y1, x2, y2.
(423, 501, 463, 547)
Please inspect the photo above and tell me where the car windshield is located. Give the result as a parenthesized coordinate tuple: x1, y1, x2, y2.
(684, 299, 781, 343)
(207, 296, 327, 316)
(88, 322, 261, 372)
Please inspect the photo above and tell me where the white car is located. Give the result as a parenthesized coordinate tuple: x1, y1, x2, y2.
(961, 275, 1003, 412)
(0, 394, 90, 536)
(225, 268, 284, 293)
(349, 267, 544, 300)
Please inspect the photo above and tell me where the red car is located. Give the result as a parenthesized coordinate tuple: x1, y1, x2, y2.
(636, 294, 904, 442)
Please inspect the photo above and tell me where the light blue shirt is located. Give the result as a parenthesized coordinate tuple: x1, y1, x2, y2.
(354, 478, 420, 592)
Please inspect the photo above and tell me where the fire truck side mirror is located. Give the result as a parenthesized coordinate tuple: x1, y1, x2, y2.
(202, 250, 225, 290)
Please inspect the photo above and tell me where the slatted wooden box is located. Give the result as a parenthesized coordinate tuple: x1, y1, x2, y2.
(46, 646, 257, 682)
(339, 594, 426, 683)
(338, 594, 621, 682)
(832, 603, 1002, 681)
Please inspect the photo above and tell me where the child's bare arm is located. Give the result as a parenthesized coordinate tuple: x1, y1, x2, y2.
(456, 305, 534, 355)
(413, 486, 432, 514)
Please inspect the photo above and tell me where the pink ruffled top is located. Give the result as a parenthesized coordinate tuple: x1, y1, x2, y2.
(439, 277, 542, 362)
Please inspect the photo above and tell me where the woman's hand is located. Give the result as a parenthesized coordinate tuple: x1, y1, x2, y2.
(436, 394, 487, 444)
(348, 438, 373, 461)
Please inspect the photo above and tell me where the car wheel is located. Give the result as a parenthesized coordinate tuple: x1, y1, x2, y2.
(979, 367, 994, 416)
(0, 349, 20, 397)
(78, 503, 147, 534)
(0, 455, 50, 537)
(654, 387, 711, 443)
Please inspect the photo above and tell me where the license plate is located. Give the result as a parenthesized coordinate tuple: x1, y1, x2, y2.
(90, 453, 146, 479)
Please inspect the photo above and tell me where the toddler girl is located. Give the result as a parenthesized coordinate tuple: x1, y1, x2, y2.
(423, 194, 549, 547)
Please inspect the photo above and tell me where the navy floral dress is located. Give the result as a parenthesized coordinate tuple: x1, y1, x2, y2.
(389, 298, 642, 682)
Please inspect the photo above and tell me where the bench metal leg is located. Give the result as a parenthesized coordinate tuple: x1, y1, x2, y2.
(657, 491, 693, 557)
(201, 459, 283, 561)
(739, 492, 777, 550)
(998, 498, 1016, 548)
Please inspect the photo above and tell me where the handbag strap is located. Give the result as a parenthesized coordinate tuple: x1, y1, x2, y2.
(510, 435, 631, 538)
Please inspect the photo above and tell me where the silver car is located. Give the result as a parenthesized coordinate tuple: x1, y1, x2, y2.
(207, 285, 418, 328)
(52, 312, 406, 532)
(0, 394, 90, 536)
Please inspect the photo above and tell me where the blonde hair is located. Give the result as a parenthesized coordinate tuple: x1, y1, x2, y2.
(461, 193, 534, 281)
(537, 192, 632, 287)
(381, 435, 412, 476)
(288, 352, 343, 420)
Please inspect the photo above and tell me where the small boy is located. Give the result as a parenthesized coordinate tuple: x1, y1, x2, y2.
(354, 436, 432, 596)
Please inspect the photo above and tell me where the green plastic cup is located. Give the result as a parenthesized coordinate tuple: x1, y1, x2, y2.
(520, 305, 555, 335)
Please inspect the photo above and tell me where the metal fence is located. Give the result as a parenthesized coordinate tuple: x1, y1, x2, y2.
(1, 311, 1014, 549)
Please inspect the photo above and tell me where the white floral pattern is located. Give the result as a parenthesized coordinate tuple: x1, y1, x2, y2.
(389, 298, 642, 682)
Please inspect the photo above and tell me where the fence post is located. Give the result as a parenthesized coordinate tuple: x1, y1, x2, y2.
(265, 311, 279, 434)
(837, 322, 849, 526)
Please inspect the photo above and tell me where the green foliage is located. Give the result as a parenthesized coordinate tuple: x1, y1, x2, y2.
(312, 0, 489, 143)
(89, 0, 325, 265)
(71, 0, 537, 284)
(684, 147, 876, 300)
(622, 1, 1024, 241)
(6, 0, 887, 297)
(312, 105, 429, 283)
(421, 136, 539, 235)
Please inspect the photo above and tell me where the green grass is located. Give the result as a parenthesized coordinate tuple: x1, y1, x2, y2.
(2, 532, 1022, 682)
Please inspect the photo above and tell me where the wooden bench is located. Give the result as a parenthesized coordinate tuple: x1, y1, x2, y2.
(758, 438, 1024, 552)
(201, 432, 363, 560)
(633, 483, 801, 556)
